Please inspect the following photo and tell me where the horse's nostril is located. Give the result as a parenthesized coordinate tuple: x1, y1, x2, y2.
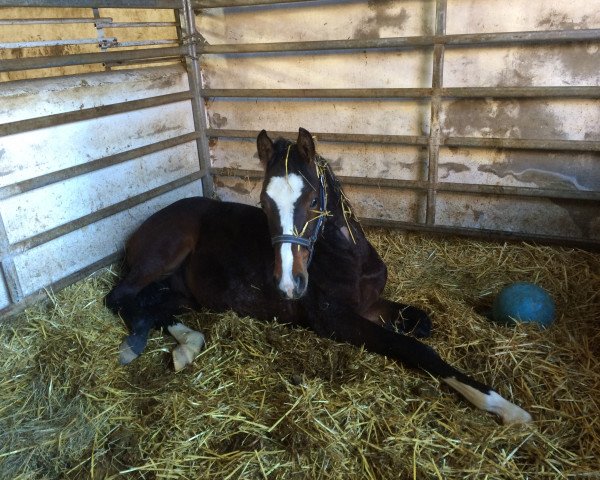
(294, 274, 307, 293)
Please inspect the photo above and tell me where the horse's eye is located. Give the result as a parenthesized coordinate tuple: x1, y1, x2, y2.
(310, 198, 318, 208)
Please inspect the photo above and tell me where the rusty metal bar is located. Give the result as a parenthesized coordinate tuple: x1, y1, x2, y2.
(193, 0, 314, 7)
(443, 86, 600, 98)
(361, 218, 600, 250)
(210, 168, 600, 202)
(202, 86, 600, 99)
(1, 0, 180, 7)
(206, 128, 600, 152)
(180, 0, 214, 196)
(0, 45, 186, 73)
(0, 91, 192, 137)
(437, 182, 600, 201)
(203, 88, 434, 98)
(442, 137, 600, 152)
(0, 17, 110, 25)
(96, 21, 177, 28)
(0, 132, 200, 201)
(206, 128, 430, 146)
(9, 171, 203, 256)
(0, 38, 116, 49)
(0, 215, 23, 305)
(425, 0, 447, 225)
(198, 29, 600, 55)
(108, 40, 179, 48)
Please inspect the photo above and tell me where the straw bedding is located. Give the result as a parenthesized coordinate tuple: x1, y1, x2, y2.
(1, 230, 599, 479)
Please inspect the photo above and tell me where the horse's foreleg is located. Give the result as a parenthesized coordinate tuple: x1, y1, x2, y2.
(315, 307, 532, 425)
(361, 298, 432, 338)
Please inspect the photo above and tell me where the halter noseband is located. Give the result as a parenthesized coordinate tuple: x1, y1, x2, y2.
(271, 160, 327, 265)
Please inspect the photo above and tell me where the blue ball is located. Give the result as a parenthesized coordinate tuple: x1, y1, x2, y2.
(492, 282, 556, 328)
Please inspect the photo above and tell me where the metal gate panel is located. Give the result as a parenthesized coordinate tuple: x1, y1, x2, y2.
(196, 0, 600, 249)
(0, 6, 179, 82)
(0, 2, 212, 319)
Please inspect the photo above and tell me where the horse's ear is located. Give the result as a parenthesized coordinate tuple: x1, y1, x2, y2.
(297, 127, 315, 163)
(257, 130, 274, 168)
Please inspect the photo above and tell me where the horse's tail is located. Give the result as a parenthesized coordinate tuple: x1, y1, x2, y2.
(315, 307, 532, 425)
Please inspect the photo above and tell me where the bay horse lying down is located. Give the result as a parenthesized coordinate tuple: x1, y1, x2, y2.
(106, 127, 532, 425)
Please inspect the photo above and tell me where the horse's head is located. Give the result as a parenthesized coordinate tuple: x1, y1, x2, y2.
(257, 128, 327, 300)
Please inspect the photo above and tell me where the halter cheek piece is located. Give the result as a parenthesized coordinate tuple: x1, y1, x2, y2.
(271, 163, 327, 266)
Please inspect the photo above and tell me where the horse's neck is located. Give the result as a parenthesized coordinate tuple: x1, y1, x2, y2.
(309, 160, 386, 310)
(320, 159, 365, 245)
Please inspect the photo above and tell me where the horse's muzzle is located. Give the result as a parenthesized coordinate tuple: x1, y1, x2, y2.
(276, 271, 308, 300)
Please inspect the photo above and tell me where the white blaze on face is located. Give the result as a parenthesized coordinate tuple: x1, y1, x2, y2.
(266, 173, 304, 297)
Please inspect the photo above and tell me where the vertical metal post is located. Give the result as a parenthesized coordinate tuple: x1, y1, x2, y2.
(0, 214, 23, 305)
(178, 0, 214, 197)
(425, 0, 447, 225)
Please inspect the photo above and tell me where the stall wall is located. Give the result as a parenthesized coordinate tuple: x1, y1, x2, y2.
(198, 0, 600, 242)
(0, 65, 202, 314)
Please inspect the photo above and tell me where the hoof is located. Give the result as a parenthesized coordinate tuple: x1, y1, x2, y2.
(119, 338, 139, 365)
(171, 330, 205, 372)
(118, 334, 148, 365)
(398, 307, 432, 338)
(499, 404, 533, 425)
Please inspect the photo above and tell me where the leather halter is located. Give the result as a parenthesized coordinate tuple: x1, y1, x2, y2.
(271, 160, 327, 266)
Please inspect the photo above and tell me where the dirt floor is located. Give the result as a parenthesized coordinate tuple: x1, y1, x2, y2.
(1, 230, 599, 479)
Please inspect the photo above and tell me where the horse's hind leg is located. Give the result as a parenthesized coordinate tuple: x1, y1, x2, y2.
(361, 298, 432, 338)
(314, 304, 531, 424)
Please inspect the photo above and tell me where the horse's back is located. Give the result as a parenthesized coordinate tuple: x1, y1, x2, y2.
(126, 197, 270, 270)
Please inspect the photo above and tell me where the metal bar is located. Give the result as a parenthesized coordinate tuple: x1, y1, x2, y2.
(439, 182, 600, 201)
(445, 29, 600, 46)
(425, 0, 447, 226)
(443, 86, 600, 98)
(0, 91, 192, 137)
(0, 251, 121, 323)
(203, 88, 434, 98)
(96, 22, 177, 28)
(202, 86, 600, 99)
(192, 0, 315, 7)
(10, 171, 203, 256)
(0, 132, 200, 201)
(206, 128, 600, 152)
(206, 128, 430, 146)
(0, 17, 111, 25)
(210, 168, 600, 201)
(200, 37, 435, 54)
(360, 218, 600, 251)
(198, 29, 600, 55)
(0, 38, 116, 49)
(111, 40, 179, 48)
(180, 0, 215, 197)
(0, 0, 180, 7)
(0, 45, 186, 73)
(0, 214, 23, 304)
(93, 6, 109, 58)
(103, 57, 181, 67)
(442, 137, 600, 152)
